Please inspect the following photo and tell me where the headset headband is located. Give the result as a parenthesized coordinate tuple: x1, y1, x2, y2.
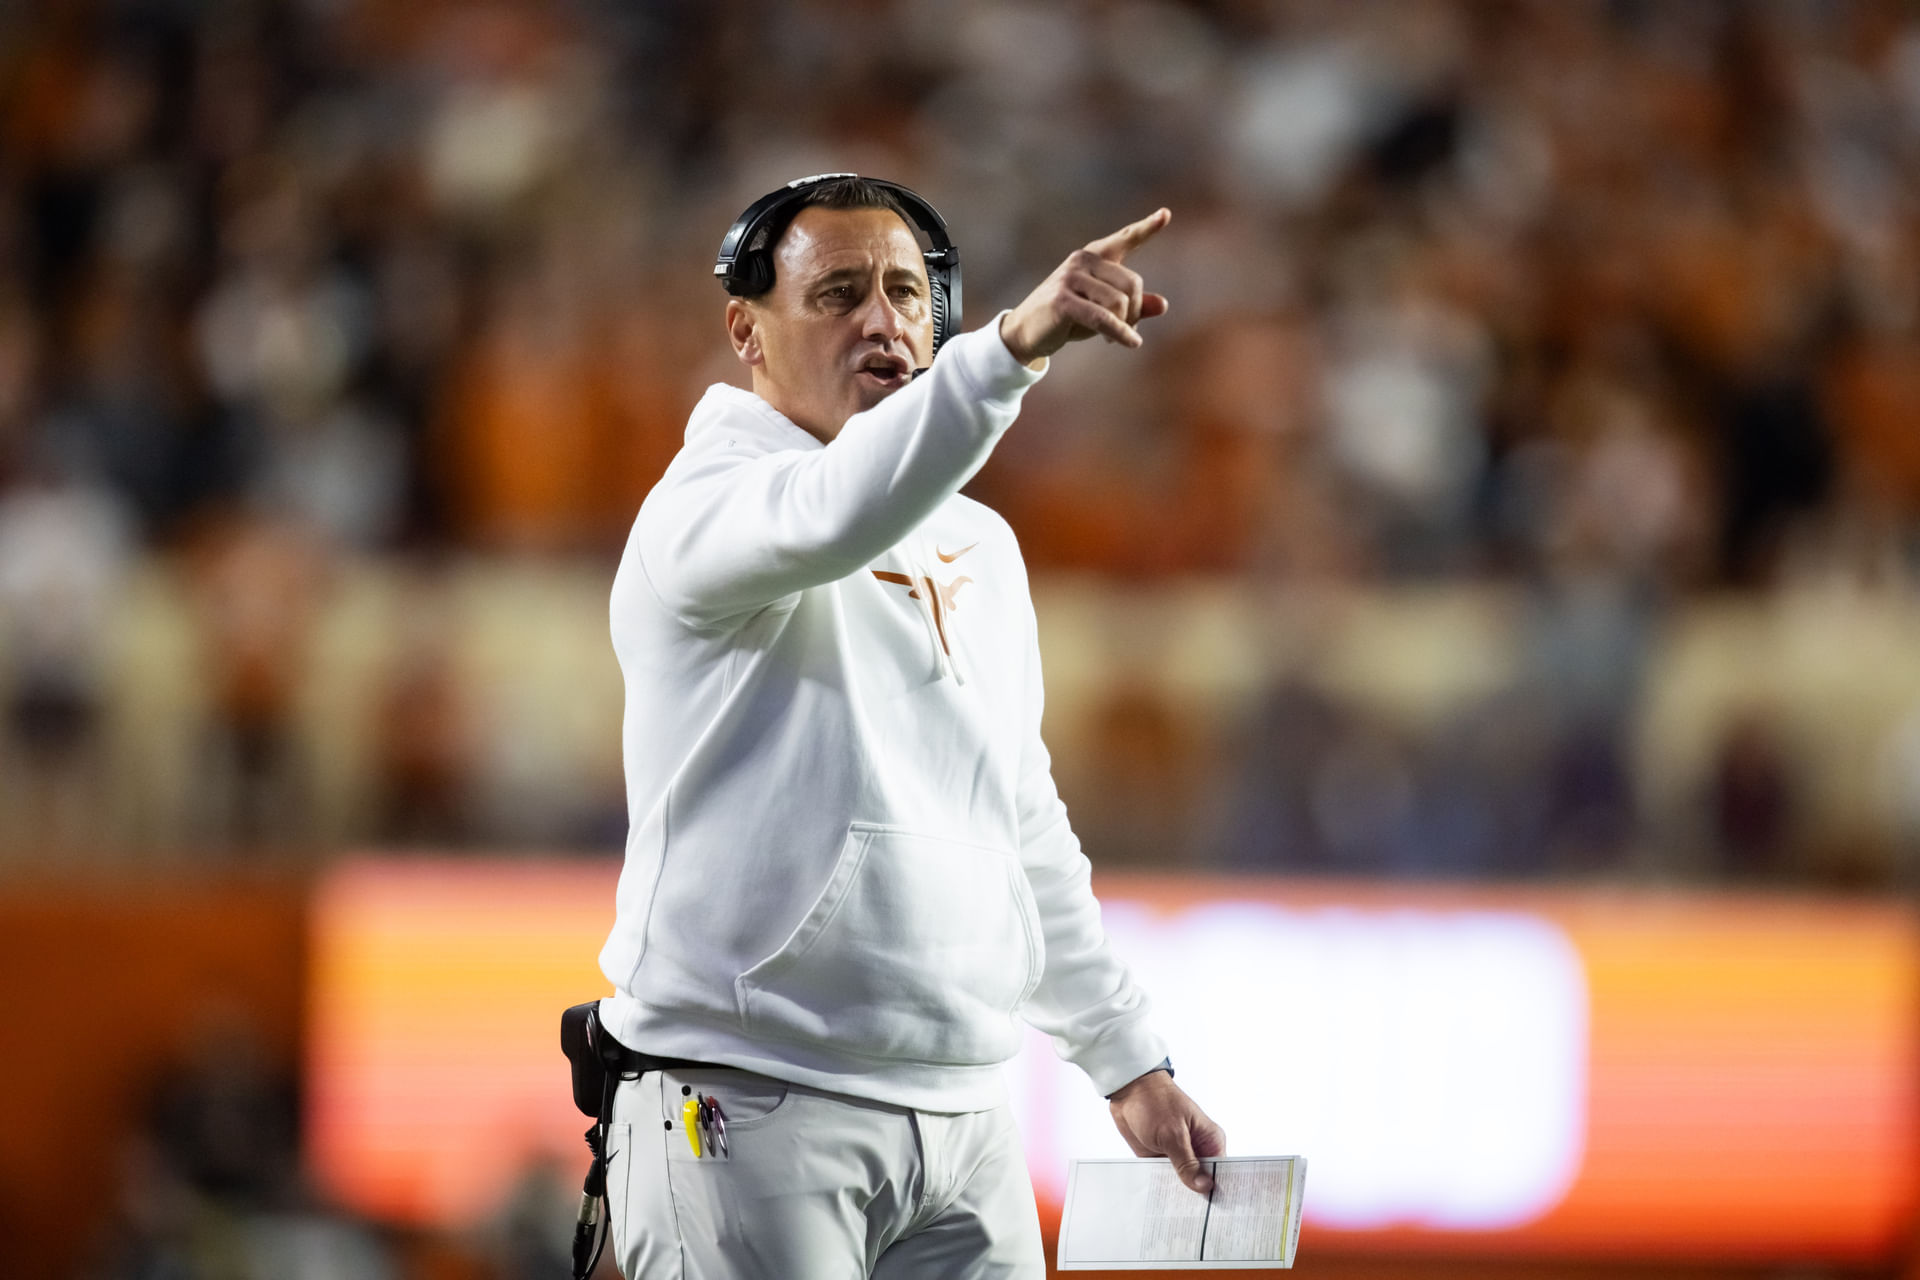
(714, 173, 962, 353)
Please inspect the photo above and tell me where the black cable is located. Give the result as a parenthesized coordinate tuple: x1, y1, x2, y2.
(570, 1124, 607, 1278)
(572, 1071, 618, 1279)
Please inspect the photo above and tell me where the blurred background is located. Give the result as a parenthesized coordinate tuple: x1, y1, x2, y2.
(4, 0, 1920, 1276)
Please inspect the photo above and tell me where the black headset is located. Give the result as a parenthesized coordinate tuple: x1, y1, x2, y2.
(714, 173, 962, 354)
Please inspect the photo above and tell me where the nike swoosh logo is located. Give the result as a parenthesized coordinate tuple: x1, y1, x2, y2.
(936, 542, 978, 563)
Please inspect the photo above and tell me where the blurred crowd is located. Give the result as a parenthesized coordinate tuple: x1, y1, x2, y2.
(2, 0, 1920, 883)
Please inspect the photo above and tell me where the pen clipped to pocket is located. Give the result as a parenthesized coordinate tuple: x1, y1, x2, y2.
(670, 1081, 734, 1158)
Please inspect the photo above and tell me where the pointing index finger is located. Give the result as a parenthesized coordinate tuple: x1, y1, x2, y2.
(1088, 207, 1171, 262)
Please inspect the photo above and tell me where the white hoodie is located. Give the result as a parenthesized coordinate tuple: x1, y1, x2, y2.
(598, 319, 1167, 1113)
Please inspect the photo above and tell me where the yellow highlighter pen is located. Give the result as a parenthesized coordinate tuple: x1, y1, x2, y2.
(681, 1097, 703, 1157)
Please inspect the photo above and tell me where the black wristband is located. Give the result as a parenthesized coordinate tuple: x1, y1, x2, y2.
(1106, 1057, 1174, 1099)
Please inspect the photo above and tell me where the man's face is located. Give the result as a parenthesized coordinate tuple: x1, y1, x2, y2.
(728, 205, 936, 441)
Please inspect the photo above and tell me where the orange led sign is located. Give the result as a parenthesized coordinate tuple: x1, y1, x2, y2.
(306, 861, 1919, 1260)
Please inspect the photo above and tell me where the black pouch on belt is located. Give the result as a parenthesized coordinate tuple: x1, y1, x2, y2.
(561, 1001, 616, 1118)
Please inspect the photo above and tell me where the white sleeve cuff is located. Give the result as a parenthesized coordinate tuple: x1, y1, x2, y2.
(1071, 1022, 1173, 1098)
(943, 309, 1048, 399)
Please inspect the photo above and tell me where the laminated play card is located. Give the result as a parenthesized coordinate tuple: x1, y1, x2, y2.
(1057, 1156, 1307, 1270)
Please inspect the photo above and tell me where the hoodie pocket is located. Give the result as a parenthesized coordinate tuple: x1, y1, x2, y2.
(736, 822, 1043, 1067)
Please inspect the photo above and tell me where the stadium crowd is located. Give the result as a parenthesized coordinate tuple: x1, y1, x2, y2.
(3, 0, 1920, 882)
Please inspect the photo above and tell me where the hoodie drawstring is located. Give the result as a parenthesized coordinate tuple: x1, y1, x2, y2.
(915, 553, 966, 687)
(913, 576, 953, 684)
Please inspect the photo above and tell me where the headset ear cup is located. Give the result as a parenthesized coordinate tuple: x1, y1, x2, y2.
(931, 280, 949, 353)
(736, 252, 771, 297)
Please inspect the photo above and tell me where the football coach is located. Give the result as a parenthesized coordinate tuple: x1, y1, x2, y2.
(594, 173, 1224, 1278)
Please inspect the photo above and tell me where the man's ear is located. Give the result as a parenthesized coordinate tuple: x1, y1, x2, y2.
(726, 299, 763, 369)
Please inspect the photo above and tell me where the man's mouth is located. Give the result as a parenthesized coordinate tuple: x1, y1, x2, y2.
(856, 354, 912, 391)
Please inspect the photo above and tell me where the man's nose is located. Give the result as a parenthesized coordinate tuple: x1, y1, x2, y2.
(860, 285, 906, 344)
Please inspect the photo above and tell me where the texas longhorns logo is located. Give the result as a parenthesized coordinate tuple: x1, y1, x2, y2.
(871, 544, 977, 655)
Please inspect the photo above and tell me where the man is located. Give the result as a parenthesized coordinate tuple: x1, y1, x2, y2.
(598, 174, 1223, 1279)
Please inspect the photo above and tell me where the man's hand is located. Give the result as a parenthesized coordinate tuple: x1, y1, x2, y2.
(1108, 1067, 1226, 1195)
(999, 209, 1172, 367)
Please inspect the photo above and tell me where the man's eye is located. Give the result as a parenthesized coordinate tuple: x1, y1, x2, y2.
(824, 286, 852, 299)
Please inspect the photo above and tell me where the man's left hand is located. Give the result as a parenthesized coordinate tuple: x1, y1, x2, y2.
(1108, 1069, 1227, 1195)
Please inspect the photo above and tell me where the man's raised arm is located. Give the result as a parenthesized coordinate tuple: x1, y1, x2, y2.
(637, 209, 1176, 626)
(637, 326, 1039, 624)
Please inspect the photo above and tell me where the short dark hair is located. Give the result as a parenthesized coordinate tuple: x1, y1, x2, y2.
(739, 177, 919, 296)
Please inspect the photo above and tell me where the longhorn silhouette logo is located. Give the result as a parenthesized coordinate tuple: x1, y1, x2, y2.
(871, 570, 974, 654)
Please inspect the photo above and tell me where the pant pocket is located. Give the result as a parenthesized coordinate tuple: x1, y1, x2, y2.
(606, 1121, 633, 1268)
(658, 1067, 792, 1131)
(736, 822, 1043, 1066)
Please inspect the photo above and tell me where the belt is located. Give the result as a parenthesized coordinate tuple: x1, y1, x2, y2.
(604, 1042, 714, 1078)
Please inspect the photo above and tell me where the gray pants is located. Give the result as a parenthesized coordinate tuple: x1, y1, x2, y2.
(607, 1065, 1045, 1279)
